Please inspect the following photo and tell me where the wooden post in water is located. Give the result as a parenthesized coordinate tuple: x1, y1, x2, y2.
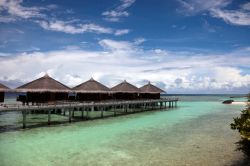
(72, 108, 75, 118)
(91, 105, 94, 119)
(101, 106, 104, 118)
(63, 108, 66, 116)
(85, 107, 88, 119)
(69, 108, 72, 123)
(22, 110, 27, 129)
(114, 105, 116, 117)
(48, 109, 51, 125)
(81, 107, 84, 119)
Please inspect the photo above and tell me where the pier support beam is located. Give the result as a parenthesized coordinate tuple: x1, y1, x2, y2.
(114, 106, 116, 117)
(48, 109, 51, 125)
(101, 107, 104, 118)
(22, 110, 27, 129)
(91, 105, 94, 119)
(86, 108, 89, 120)
(72, 109, 75, 118)
(63, 108, 65, 116)
(81, 108, 84, 119)
(69, 109, 72, 123)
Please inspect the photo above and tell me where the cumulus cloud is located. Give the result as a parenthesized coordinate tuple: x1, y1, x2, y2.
(0, 39, 249, 93)
(177, 0, 250, 26)
(102, 0, 136, 22)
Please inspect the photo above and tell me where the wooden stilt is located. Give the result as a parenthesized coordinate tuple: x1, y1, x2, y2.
(101, 107, 104, 118)
(69, 109, 72, 123)
(86, 107, 89, 119)
(48, 109, 51, 125)
(113, 105, 116, 117)
(91, 105, 94, 119)
(22, 110, 27, 129)
(81, 108, 84, 119)
(72, 109, 75, 118)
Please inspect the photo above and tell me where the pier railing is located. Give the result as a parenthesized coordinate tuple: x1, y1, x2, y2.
(0, 98, 178, 112)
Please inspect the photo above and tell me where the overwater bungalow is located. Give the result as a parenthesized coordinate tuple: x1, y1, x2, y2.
(139, 82, 165, 99)
(15, 74, 71, 104)
(0, 83, 9, 103)
(73, 78, 111, 101)
(111, 80, 140, 100)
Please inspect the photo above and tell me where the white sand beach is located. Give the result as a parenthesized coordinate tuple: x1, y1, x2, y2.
(231, 101, 249, 105)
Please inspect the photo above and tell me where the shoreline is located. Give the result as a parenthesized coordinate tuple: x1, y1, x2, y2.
(231, 101, 249, 105)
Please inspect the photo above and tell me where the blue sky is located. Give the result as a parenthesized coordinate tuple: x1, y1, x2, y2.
(0, 0, 250, 94)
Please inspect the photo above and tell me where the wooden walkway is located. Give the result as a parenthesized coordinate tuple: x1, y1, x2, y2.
(0, 98, 178, 129)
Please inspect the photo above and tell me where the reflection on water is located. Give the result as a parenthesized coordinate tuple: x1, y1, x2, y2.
(0, 96, 248, 166)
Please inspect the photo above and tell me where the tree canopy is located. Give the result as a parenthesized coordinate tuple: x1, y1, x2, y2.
(231, 94, 250, 140)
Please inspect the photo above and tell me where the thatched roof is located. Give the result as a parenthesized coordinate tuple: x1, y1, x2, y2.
(140, 82, 165, 93)
(72, 78, 110, 93)
(111, 80, 140, 93)
(15, 74, 71, 92)
(0, 83, 10, 92)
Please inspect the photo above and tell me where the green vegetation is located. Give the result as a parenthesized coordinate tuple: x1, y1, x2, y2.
(231, 94, 250, 163)
(231, 94, 250, 140)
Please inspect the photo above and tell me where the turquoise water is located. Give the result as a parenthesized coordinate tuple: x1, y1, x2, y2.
(0, 96, 248, 165)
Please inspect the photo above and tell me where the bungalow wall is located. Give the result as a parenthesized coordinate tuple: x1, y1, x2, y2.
(139, 93, 160, 99)
(26, 92, 68, 103)
(0, 92, 4, 102)
(112, 93, 139, 100)
(76, 93, 111, 101)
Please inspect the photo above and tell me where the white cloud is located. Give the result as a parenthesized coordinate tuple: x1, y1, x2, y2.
(0, 0, 44, 21)
(0, 15, 16, 22)
(37, 20, 113, 34)
(210, 8, 250, 26)
(178, 0, 250, 26)
(241, 2, 250, 11)
(114, 29, 130, 36)
(177, 0, 230, 14)
(134, 38, 146, 45)
(99, 39, 133, 51)
(0, 39, 249, 93)
(102, 10, 129, 17)
(117, 0, 135, 10)
(102, 0, 136, 22)
(37, 20, 130, 35)
(0, 1, 130, 36)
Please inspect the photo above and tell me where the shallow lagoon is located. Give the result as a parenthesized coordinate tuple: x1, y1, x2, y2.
(0, 96, 248, 166)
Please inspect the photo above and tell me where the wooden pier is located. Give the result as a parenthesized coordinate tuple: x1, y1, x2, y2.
(0, 98, 178, 129)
